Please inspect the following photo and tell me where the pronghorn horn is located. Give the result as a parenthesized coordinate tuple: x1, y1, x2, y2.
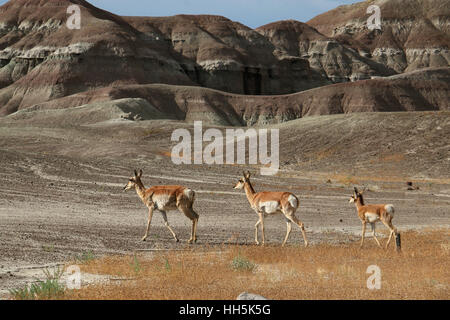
(138, 169, 143, 177)
(134, 169, 138, 177)
(354, 187, 359, 193)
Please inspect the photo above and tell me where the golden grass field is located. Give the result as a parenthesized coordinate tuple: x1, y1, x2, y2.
(62, 229, 449, 300)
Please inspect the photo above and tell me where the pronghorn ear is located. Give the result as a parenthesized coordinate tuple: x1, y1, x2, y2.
(138, 169, 143, 178)
(354, 187, 359, 193)
(246, 171, 251, 179)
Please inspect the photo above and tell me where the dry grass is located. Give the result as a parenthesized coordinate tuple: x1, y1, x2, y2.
(159, 150, 202, 161)
(325, 172, 450, 185)
(62, 230, 450, 300)
(378, 153, 406, 163)
(315, 147, 337, 161)
(329, 174, 360, 186)
(278, 168, 450, 186)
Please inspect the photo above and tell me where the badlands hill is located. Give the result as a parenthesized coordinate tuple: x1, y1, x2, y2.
(308, 0, 450, 73)
(256, 20, 394, 82)
(8, 67, 449, 126)
(0, 0, 448, 122)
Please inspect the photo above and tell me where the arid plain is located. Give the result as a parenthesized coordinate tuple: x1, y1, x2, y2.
(0, 112, 449, 298)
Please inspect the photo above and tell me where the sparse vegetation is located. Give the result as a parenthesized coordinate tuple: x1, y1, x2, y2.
(9, 267, 65, 300)
(330, 174, 359, 186)
(379, 153, 406, 163)
(315, 147, 337, 161)
(130, 254, 142, 276)
(57, 230, 449, 300)
(230, 252, 256, 272)
(162, 256, 172, 272)
(42, 244, 56, 253)
(73, 250, 96, 263)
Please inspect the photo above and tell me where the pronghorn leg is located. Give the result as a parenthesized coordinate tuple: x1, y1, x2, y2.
(288, 215, 308, 247)
(282, 220, 292, 247)
(142, 207, 154, 241)
(187, 207, 199, 244)
(371, 223, 382, 248)
(259, 213, 266, 246)
(386, 231, 394, 249)
(160, 210, 179, 242)
(381, 220, 397, 249)
(178, 205, 199, 244)
(360, 222, 367, 248)
(254, 219, 261, 245)
(191, 211, 199, 243)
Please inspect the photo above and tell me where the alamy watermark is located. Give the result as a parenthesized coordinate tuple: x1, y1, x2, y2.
(171, 121, 280, 176)
(366, 265, 381, 290)
(67, 5, 81, 30)
(65, 265, 81, 290)
(367, 5, 381, 31)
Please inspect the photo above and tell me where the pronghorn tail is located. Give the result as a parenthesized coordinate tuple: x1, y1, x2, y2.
(385, 204, 395, 216)
(287, 194, 299, 209)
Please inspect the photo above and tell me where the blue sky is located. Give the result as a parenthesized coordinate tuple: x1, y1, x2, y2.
(0, 0, 361, 28)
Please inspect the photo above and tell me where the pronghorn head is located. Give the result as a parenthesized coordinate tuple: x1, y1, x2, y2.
(233, 171, 251, 189)
(349, 187, 366, 203)
(123, 169, 143, 191)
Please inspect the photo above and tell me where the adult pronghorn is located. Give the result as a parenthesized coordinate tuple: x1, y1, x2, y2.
(123, 169, 199, 244)
(349, 187, 401, 251)
(233, 171, 308, 247)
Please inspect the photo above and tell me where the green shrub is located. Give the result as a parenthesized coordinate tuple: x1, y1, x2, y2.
(9, 267, 65, 300)
(130, 254, 142, 276)
(74, 250, 95, 263)
(231, 254, 256, 272)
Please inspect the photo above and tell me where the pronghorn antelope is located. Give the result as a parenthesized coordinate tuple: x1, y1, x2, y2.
(123, 169, 199, 244)
(233, 171, 308, 247)
(349, 187, 400, 251)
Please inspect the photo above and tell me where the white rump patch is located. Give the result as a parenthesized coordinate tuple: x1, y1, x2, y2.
(287, 195, 298, 208)
(384, 204, 395, 216)
(365, 212, 380, 223)
(184, 189, 195, 202)
(259, 201, 281, 214)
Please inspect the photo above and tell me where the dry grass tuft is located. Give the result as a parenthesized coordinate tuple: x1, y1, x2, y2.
(62, 230, 449, 300)
(315, 148, 337, 161)
(330, 174, 359, 186)
(378, 153, 406, 163)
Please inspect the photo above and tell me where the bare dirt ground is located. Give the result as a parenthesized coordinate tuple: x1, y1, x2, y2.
(0, 114, 449, 298)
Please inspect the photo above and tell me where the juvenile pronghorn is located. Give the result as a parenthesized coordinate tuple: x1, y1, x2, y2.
(123, 169, 199, 244)
(233, 171, 308, 247)
(349, 187, 400, 251)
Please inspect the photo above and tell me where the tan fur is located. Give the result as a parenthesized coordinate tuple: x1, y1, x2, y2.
(350, 187, 399, 251)
(234, 171, 308, 247)
(124, 170, 199, 244)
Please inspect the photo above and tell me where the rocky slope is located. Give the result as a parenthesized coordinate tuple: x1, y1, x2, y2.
(0, 0, 332, 116)
(256, 20, 395, 82)
(0, 0, 196, 116)
(0, 0, 448, 120)
(276, 111, 450, 178)
(307, 0, 450, 73)
(124, 15, 327, 95)
(9, 67, 448, 126)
